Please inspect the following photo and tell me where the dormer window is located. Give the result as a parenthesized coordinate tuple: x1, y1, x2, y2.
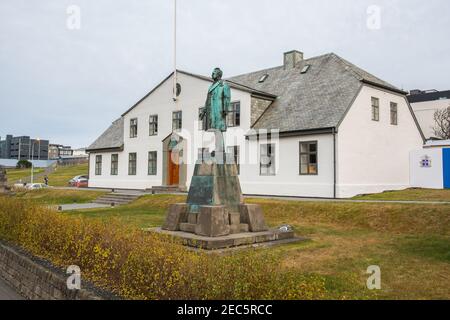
(301, 65, 311, 74)
(258, 74, 269, 83)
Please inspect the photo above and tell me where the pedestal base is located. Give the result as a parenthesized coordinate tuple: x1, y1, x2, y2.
(149, 227, 304, 250)
(163, 203, 269, 238)
(158, 153, 302, 250)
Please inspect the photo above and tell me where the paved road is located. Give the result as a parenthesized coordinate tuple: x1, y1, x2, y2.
(0, 277, 23, 300)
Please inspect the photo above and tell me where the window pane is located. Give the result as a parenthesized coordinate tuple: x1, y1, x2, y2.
(149, 115, 158, 135)
(260, 144, 275, 175)
(300, 154, 309, 165)
(300, 164, 308, 174)
(173, 111, 182, 130)
(299, 141, 318, 175)
(129, 153, 136, 175)
(148, 151, 157, 175)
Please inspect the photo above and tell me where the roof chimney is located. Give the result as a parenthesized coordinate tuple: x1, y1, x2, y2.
(284, 50, 303, 69)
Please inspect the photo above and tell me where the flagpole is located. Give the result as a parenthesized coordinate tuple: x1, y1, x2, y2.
(173, 0, 177, 101)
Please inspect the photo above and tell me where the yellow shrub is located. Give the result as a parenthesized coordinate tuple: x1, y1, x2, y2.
(0, 197, 325, 300)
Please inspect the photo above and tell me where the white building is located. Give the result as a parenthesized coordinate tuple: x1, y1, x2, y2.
(408, 89, 450, 139)
(87, 51, 424, 198)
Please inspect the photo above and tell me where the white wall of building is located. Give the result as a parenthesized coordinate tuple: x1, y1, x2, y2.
(239, 134, 335, 198)
(409, 148, 443, 189)
(337, 85, 424, 198)
(410, 98, 450, 139)
(89, 72, 252, 190)
(89, 74, 425, 198)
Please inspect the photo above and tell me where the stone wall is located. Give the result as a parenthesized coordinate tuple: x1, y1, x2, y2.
(0, 241, 113, 300)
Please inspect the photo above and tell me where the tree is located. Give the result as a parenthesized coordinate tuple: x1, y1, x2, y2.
(16, 160, 32, 169)
(433, 106, 450, 140)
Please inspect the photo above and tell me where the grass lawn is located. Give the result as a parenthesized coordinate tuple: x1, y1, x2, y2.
(5, 163, 88, 187)
(36, 163, 88, 187)
(353, 188, 450, 202)
(11, 188, 107, 205)
(64, 194, 450, 300)
(5, 167, 44, 185)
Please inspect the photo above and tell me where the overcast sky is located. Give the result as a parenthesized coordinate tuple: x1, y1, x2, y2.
(1, 0, 449, 148)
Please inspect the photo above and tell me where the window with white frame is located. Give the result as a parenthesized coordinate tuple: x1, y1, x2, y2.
(390, 102, 398, 125)
(148, 151, 157, 175)
(227, 102, 241, 127)
(172, 111, 182, 131)
(299, 141, 318, 175)
(111, 154, 118, 175)
(260, 143, 275, 176)
(95, 155, 102, 175)
(128, 153, 137, 175)
(149, 115, 158, 136)
(371, 97, 380, 121)
(130, 118, 138, 138)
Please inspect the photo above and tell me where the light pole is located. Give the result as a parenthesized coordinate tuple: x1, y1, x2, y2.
(30, 138, 40, 184)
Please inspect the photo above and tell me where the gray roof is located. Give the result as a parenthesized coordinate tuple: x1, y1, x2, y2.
(228, 53, 403, 132)
(88, 53, 406, 150)
(87, 118, 124, 152)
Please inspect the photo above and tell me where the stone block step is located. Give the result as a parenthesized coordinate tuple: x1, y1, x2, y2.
(150, 186, 184, 193)
(149, 228, 303, 250)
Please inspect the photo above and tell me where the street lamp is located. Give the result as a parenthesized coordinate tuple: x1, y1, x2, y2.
(30, 138, 40, 184)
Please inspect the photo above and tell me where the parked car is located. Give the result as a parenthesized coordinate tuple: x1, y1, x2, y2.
(69, 175, 88, 187)
(13, 183, 27, 190)
(26, 183, 49, 190)
(75, 177, 89, 188)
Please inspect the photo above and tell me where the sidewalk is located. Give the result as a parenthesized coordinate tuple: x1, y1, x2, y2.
(52, 187, 450, 206)
(245, 195, 450, 205)
(57, 203, 111, 211)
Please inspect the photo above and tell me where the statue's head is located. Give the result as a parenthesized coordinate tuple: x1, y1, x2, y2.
(212, 68, 223, 81)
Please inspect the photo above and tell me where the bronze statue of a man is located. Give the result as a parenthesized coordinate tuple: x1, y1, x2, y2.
(200, 68, 231, 133)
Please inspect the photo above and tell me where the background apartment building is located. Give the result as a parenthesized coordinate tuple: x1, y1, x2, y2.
(0, 135, 49, 160)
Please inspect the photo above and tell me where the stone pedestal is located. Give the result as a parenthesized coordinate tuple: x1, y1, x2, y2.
(186, 154, 243, 214)
(163, 203, 187, 231)
(159, 153, 300, 249)
(239, 204, 268, 232)
(195, 206, 230, 237)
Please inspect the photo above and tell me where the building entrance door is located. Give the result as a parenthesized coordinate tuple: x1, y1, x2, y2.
(168, 150, 180, 186)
